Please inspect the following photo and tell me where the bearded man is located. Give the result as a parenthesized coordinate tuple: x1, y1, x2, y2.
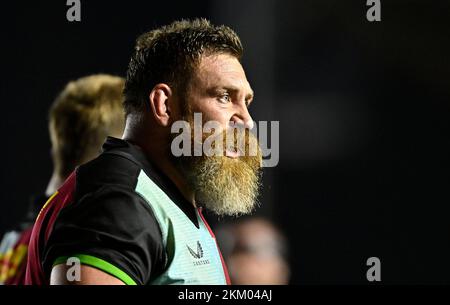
(25, 19, 262, 285)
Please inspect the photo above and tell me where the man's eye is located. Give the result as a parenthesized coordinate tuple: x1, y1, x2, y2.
(218, 93, 231, 104)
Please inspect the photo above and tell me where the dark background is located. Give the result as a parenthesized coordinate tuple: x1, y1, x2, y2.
(1, 0, 449, 284)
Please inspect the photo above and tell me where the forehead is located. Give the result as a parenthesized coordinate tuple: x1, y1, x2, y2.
(192, 53, 252, 92)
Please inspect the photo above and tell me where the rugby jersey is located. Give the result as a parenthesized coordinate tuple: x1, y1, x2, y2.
(25, 137, 230, 285)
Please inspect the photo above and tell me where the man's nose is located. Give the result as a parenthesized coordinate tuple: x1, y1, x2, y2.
(232, 104, 254, 129)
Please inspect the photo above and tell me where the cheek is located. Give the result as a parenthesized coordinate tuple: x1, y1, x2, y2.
(192, 99, 231, 128)
(203, 112, 230, 129)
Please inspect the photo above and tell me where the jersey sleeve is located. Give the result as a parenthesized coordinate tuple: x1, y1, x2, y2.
(42, 185, 165, 285)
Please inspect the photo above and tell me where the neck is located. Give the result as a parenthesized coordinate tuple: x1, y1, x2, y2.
(122, 115, 196, 207)
(45, 172, 65, 197)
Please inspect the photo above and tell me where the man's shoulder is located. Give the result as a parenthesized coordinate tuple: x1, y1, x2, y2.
(75, 149, 143, 196)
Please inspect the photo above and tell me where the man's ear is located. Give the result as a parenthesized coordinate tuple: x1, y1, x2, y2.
(148, 83, 173, 127)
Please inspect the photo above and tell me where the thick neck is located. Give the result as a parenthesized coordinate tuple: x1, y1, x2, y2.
(122, 115, 196, 208)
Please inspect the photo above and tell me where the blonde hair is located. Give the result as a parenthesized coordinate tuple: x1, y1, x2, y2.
(49, 74, 125, 178)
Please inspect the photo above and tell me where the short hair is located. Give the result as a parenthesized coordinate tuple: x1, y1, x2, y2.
(123, 18, 243, 116)
(49, 74, 125, 178)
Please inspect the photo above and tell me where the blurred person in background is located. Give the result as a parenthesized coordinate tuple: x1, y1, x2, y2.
(216, 217, 290, 284)
(0, 74, 125, 284)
